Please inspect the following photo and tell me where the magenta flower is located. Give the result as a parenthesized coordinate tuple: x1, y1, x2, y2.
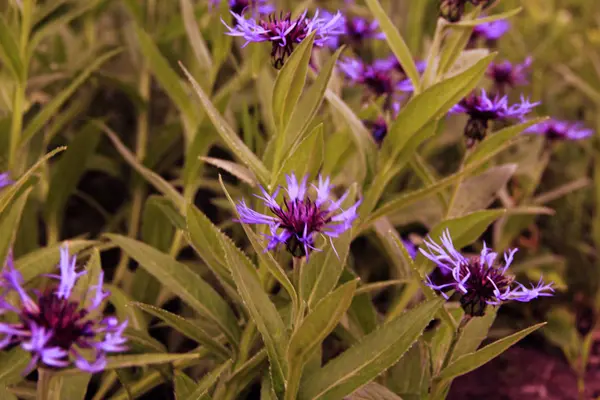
(222, 9, 344, 68)
(450, 89, 539, 146)
(209, 0, 274, 15)
(0, 247, 128, 374)
(470, 19, 510, 47)
(235, 174, 360, 258)
(524, 119, 594, 141)
(421, 230, 554, 317)
(487, 57, 532, 95)
(0, 173, 13, 189)
(338, 57, 413, 112)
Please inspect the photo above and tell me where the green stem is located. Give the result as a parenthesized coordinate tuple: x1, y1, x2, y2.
(9, 85, 25, 171)
(422, 18, 447, 89)
(36, 368, 55, 400)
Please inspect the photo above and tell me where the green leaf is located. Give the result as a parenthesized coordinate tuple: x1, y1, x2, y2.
(100, 123, 185, 210)
(465, 118, 547, 166)
(43, 373, 91, 400)
(0, 386, 16, 400)
(15, 240, 95, 283)
(301, 222, 354, 308)
(437, 8, 482, 77)
(106, 234, 241, 346)
(0, 147, 65, 217)
(282, 46, 344, 161)
(44, 121, 101, 231)
(134, 25, 199, 138)
(0, 186, 32, 266)
(299, 299, 443, 400)
(185, 204, 239, 293)
(20, 49, 120, 147)
(132, 302, 231, 361)
(0, 348, 30, 385)
(59, 354, 203, 375)
(364, 0, 420, 93)
(105, 284, 149, 331)
(425, 209, 506, 251)
(382, 54, 495, 162)
(274, 123, 323, 185)
(437, 323, 546, 381)
(347, 382, 403, 400)
(286, 280, 358, 399)
(452, 308, 497, 360)
(0, 14, 24, 81)
(201, 156, 258, 187)
(180, 62, 271, 185)
(184, 360, 233, 400)
(451, 7, 522, 27)
(219, 225, 289, 394)
(179, 0, 213, 88)
(272, 32, 315, 133)
(175, 372, 197, 400)
(448, 164, 516, 218)
(219, 176, 298, 307)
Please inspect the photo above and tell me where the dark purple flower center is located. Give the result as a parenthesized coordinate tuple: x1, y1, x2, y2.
(363, 71, 394, 96)
(490, 65, 513, 86)
(458, 259, 513, 317)
(544, 126, 564, 141)
(363, 118, 388, 144)
(346, 18, 369, 42)
(260, 12, 309, 69)
(271, 198, 332, 257)
(22, 292, 93, 350)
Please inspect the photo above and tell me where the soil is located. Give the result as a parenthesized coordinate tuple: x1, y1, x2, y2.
(448, 337, 600, 400)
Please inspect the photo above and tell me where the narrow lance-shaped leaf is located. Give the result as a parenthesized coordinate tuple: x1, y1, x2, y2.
(106, 234, 241, 346)
(437, 323, 546, 381)
(299, 299, 443, 400)
(180, 62, 271, 185)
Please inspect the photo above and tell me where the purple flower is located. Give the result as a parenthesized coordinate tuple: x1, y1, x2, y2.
(338, 57, 413, 112)
(222, 9, 344, 68)
(450, 89, 539, 146)
(0, 247, 127, 374)
(235, 174, 360, 258)
(420, 230, 554, 317)
(322, 10, 385, 49)
(470, 19, 511, 46)
(0, 173, 13, 190)
(524, 119, 594, 141)
(209, 0, 274, 15)
(372, 56, 426, 76)
(363, 117, 389, 145)
(487, 57, 532, 95)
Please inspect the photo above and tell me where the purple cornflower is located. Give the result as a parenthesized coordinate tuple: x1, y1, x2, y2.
(0, 247, 128, 374)
(209, 0, 274, 15)
(487, 57, 532, 95)
(470, 19, 510, 47)
(338, 57, 413, 112)
(0, 173, 13, 189)
(524, 119, 594, 141)
(363, 117, 389, 145)
(235, 174, 360, 258)
(322, 10, 385, 49)
(372, 56, 426, 77)
(420, 230, 554, 317)
(222, 9, 344, 69)
(450, 89, 539, 147)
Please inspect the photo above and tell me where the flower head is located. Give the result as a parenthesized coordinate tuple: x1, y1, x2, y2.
(223, 9, 344, 68)
(0, 247, 127, 374)
(209, 0, 274, 15)
(363, 117, 389, 145)
(0, 173, 13, 190)
(338, 57, 413, 112)
(420, 230, 554, 317)
(235, 174, 360, 258)
(450, 89, 539, 146)
(524, 119, 594, 141)
(487, 57, 532, 95)
(322, 10, 385, 49)
(470, 19, 510, 46)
